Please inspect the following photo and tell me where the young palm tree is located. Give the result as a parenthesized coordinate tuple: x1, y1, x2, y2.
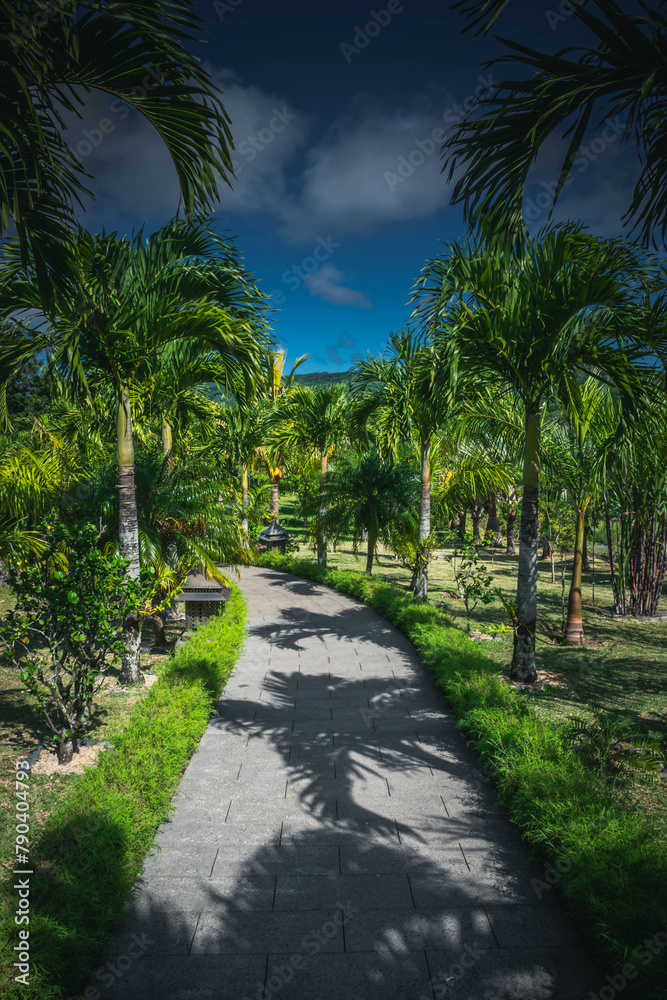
(255, 349, 308, 520)
(273, 384, 349, 565)
(411, 224, 652, 680)
(319, 454, 418, 576)
(446, 0, 667, 247)
(351, 330, 456, 599)
(1, 218, 268, 682)
(1, 1, 235, 287)
(213, 401, 268, 538)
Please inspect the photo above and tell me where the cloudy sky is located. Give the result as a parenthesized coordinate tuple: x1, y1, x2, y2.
(63, 0, 642, 373)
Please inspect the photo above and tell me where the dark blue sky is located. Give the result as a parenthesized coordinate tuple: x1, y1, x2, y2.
(68, 0, 640, 372)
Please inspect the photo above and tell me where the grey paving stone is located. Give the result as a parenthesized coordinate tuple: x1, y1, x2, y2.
(192, 908, 345, 954)
(125, 875, 276, 914)
(265, 949, 433, 1000)
(141, 846, 219, 879)
(341, 844, 469, 876)
(274, 873, 413, 911)
(425, 946, 600, 999)
(102, 954, 267, 1000)
(345, 906, 496, 953)
(212, 844, 340, 878)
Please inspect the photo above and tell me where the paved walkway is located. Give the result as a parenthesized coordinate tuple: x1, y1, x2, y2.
(100, 565, 599, 1000)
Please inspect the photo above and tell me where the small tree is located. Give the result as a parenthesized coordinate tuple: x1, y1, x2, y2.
(445, 533, 495, 631)
(0, 523, 143, 764)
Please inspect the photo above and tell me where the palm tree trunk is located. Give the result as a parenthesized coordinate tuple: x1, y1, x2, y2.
(485, 492, 503, 546)
(565, 506, 586, 644)
(365, 532, 375, 575)
(413, 437, 431, 600)
(161, 416, 173, 464)
(511, 405, 541, 683)
(241, 463, 249, 538)
(505, 489, 517, 555)
(581, 524, 591, 572)
(471, 501, 483, 544)
(117, 387, 144, 687)
(271, 477, 280, 520)
(317, 452, 328, 565)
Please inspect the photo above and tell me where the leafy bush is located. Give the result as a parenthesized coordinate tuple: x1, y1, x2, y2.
(0, 523, 144, 763)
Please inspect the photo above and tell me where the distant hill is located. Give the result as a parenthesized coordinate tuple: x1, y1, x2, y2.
(293, 371, 352, 388)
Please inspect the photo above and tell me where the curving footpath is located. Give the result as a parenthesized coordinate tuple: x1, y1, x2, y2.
(98, 565, 600, 1000)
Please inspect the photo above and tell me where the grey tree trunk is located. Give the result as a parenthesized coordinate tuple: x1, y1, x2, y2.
(317, 452, 328, 565)
(413, 438, 431, 601)
(117, 388, 144, 687)
(506, 489, 518, 555)
(470, 502, 483, 544)
(57, 734, 75, 765)
(510, 405, 541, 683)
(485, 493, 503, 547)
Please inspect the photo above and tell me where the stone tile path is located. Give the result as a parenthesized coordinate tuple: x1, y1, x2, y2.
(98, 565, 600, 999)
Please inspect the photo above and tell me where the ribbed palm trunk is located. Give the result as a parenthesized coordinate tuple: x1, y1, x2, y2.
(317, 452, 328, 565)
(506, 489, 517, 555)
(511, 405, 541, 683)
(413, 437, 431, 601)
(565, 506, 586, 644)
(365, 531, 375, 575)
(117, 387, 144, 686)
(161, 416, 173, 464)
(485, 492, 503, 547)
(270, 478, 280, 520)
(241, 463, 249, 538)
(471, 501, 483, 544)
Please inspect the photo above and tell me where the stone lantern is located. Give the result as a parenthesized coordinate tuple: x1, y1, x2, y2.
(176, 570, 230, 629)
(258, 521, 291, 554)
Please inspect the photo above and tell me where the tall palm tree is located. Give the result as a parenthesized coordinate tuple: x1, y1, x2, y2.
(255, 349, 308, 520)
(351, 330, 456, 599)
(445, 0, 667, 247)
(411, 224, 652, 681)
(1, 218, 268, 682)
(1, 1, 235, 288)
(213, 401, 268, 538)
(543, 378, 619, 643)
(273, 384, 349, 565)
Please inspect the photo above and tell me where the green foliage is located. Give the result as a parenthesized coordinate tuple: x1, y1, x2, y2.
(562, 710, 665, 784)
(0, 587, 247, 1000)
(256, 553, 667, 999)
(444, 532, 496, 627)
(0, 523, 143, 760)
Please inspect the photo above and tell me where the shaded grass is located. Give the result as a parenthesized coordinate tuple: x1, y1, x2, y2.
(258, 553, 667, 1000)
(0, 588, 247, 999)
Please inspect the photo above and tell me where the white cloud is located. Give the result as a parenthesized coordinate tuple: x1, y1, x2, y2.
(304, 264, 373, 310)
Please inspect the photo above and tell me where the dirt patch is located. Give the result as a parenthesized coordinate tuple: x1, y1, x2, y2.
(30, 743, 109, 776)
(504, 667, 571, 691)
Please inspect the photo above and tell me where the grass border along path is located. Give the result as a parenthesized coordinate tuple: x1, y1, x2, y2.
(1, 586, 247, 1000)
(258, 553, 667, 1000)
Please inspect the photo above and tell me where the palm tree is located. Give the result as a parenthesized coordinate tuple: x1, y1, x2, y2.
(543, 378, 619, 643)
(351, 330, 456, 599)
(273, 384, 349, 565)
(213, 401, 268, 538)
(1, 1, 235, 287)
(1, 218, 268, 682)
(411, 224, 652, 681)
(255, 349, 308, 520)
(319, 454, 418, 575)
(445, 1, 667, 247)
